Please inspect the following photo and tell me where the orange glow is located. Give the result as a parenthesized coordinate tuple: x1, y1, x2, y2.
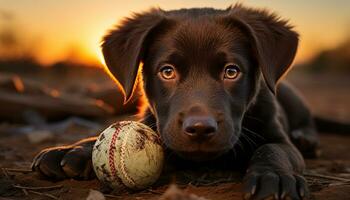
(96, 47, 106, 67)
(0, 1, 349, 67)
(102, 59, 146, 105)
(13, 76, 24, 93)
(49, 90, 60, 98)
(101, 59, 127, 102)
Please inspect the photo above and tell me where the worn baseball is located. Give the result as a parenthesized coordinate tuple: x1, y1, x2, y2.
(92, 121, 164, 190)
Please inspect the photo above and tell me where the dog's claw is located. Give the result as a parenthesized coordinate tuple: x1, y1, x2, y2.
(243, 169, 308, 200)
(254, 172, 280, 200)
(295, 175, 309, 199)
(243, 172, 258, 199)
(60, 146, 94, 179)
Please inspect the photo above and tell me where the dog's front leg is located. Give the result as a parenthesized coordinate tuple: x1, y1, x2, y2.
(243, 143, 309, 200)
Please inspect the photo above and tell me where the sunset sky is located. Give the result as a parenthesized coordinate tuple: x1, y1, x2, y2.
(1, 0, 349, 66)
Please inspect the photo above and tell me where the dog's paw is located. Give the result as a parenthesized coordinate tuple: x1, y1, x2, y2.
(31, 140, 95, 180)
(243, 169, 309, 200)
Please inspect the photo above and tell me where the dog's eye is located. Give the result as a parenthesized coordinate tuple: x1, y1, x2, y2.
(224, 64, 241, 80)
(159, 65, 176, 80)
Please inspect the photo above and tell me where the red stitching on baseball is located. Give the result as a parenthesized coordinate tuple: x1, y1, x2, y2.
(108, 121, 131, 178)
(108, 123, 121, 178)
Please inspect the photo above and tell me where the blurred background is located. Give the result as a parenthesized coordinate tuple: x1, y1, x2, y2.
(1, 0, 350, 66)
(1, 0, 349, 137)
(0, 1, 349, 199)
(0, 0, 349, 135)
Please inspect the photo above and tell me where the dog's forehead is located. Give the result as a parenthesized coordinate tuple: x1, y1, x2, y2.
(148, 17, 251, 71)
(156, 18, 250, 60)
(172, 19, 235, 52)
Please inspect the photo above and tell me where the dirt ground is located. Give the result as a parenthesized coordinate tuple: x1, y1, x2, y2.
(0, 71, 349, 200)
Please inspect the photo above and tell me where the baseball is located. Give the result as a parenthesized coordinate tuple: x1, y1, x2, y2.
(92, 121, 164, 190)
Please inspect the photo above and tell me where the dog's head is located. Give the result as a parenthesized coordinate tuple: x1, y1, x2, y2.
(102, 4, 298, 161)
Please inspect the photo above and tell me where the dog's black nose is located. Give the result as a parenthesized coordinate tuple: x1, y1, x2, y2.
(182, 116, 218, 139)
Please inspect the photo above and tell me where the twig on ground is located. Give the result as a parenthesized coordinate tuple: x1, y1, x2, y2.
(21, 188, 29, 196)
(104, 194, 123, 199)
(3, 168, 32, 173)
(304, 172, 350, 182)
(28, 190, 59, 200)
(192, 177, 238, 186)
(329, 182, 350, 186)
(13, 184, 63, 191)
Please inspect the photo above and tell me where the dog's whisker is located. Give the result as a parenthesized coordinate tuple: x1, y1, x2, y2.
(242, 127, 265, 141)
(243, 133, 257, 146)
(146, 123, 158, 129)
(240, 134, 256, 151)
(140, 113, 153, 121)
(244, 115, 264, 123)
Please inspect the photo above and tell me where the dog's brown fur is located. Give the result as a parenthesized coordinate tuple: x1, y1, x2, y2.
(32, 4, 328, 200)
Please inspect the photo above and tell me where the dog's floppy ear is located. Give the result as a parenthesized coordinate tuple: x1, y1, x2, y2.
(101, 8, 166, 102)
(225, 4, 299, 93)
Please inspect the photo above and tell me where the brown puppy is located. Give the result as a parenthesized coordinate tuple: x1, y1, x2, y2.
(32, 4, 325, 200)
